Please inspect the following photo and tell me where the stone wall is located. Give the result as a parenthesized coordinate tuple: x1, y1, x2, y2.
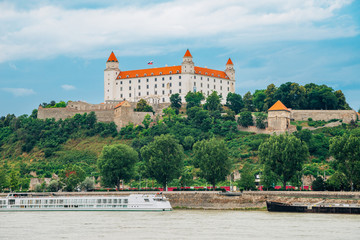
(291, 110, 357, 123)
(38, 101, 116, 123)
(114, 102, 154, 130)
(268, 110, 291, 132)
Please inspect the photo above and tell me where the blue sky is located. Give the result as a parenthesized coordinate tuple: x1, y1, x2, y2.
(0, 0, 359, 116)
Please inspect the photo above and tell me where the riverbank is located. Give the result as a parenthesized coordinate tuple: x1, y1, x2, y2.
(1, 191, 360, 210)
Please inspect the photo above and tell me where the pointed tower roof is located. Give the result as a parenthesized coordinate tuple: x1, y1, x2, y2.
(268, 100, 290, 112)
(107, 51, 118, 62)
(226, 58, 233, 65)
(183, 49, 192, 58)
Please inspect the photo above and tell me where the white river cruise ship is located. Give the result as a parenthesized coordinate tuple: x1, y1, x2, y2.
(0, 193, 172, 211)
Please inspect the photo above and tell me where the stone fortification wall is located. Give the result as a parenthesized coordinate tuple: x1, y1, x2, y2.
(37, 101, 116, 122)
(114, 103, 154, 130)
(268, 110, 290, 132)
(291, 110, 357, 123)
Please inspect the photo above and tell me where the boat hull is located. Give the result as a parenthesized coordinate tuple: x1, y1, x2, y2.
(266, 201, 360, 214)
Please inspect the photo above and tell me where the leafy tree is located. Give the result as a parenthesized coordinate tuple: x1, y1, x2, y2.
(238, 111, 253, 127)
(60, 165, 86, 192)
(238, 163, 256, 190)
(264, 84, 277, 110)
(163, 107, 177, 122)
(226, 92, 243, 114)
(193, 138, 231, 190)
(79, 177, 95, 191)
(243, 91, 254, 112)
(334, 90, 351, 110)
(204, 91, 221, 112)
(47, 180, 61, 192)
(142, 114, 152, 129)
(253, 90, 266, 112)
(222, 109, 235, 121)
(98, 144, 138, 190)
(9, 170, 20, 191)
(135, 99, 154, 112)
(183, 136, 195, 150)
(259, 134, 309, 189)
(255, 112, 267, 129)
(170, 93, 182, 114)
(261, 165, 278, 190)
(140, 134, 184, 190)
(185, 91, 204, 109)
(326, 171, 349, 191)
(0, 170, 8, 191)
(312, 176, 326, 191)
(330, 134, 360, 191)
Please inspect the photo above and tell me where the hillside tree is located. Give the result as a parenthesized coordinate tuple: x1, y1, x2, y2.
(98, 144, 138, 190)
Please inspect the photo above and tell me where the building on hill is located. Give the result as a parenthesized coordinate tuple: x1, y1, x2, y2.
(104, 49, 236, 104)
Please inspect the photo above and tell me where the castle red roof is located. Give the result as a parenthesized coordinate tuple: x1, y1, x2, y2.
(107, 51, 118, 62)
(117, 65, 230, 80)
(226, 58, 234, 65)
(183, 49, 192, 57)
(268, 100, 290, 111)
(114, 101, 126, 109)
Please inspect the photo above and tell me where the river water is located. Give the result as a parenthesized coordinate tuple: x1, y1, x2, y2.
(0, 210, 359, 240)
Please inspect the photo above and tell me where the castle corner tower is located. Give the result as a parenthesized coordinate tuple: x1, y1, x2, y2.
(104, 51, 120, 102)
(225, 58, 235, 81)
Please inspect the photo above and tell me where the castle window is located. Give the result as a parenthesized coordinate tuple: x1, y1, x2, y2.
(129, 93, 131, 97)
(138, 92, 141, 96)
(194, 82, 196, 86)
(144, 73, 147, 77)
(155, 84, 157, 88)
(120, 87, 123, 91)
(163, 98, 165, 102)
(194, 76, 196, 79)
(155, 78, 157, 81)
(138, 79, 141, 83)
(107, 90, 109, 92)
(147, 92, 149, 95)
(228, 87, 229, 91)
(214, 79, 216, 82)
(129, 80, 132, 84)
(211, 74, 214, 76)
(108, 83, 110, 85)
(201, 83, 203, 87)
(155, 91, 157, 95)
(179, 89, 181, 93)
(162, 83, 165, 87)
(232, 83, 234, 85)
(176, 70, 179, 73)
(129, 86, 131, 90)
(207, 84, 209, 88)
(169, 71, 172, 74)
(179, 82, 181, 86)
(220, 80, 222, 83)
(179, 76, 181, 79)
(170, 83, 172, 87)
(146, 79, 149, 82)
(205, 72, 207, 75)
(169, 90, 172, 94)
(159, 72, 162, 75)
(207, 91, 209, 95)
(227, 81, 229, 85)
(147, 85, 149, 89)
(136, 74, 138, 77)
(138, 86, 141, 90)
(169, 77, 172, 80)
(207, 78, 209, 81)
(120, 81, 123, 84)
(162, 90, 165, 94)
(151, 73, 154, 76)
(218, 75, 220, 77)
(199, 71, 201, 74)
(126, 75, 129, 78)
(121, 94, 123, 98)
(214, 85, 216, 89)
(116, 82, 118, 85)
(220, 86, 222, 90)
(201, 77, 203, 80)
(162, 77, 165, 81)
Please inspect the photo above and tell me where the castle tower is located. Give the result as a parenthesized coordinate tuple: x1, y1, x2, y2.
(225, 58, 235, 81)
(267, 100, 291, 132)
(181, 49, 195, 74)
(104, 51, 120, 102)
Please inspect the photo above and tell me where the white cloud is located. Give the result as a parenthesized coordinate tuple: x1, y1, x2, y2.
(0, 0, 357, 62)
(2, 88, 36, 96)
(61, 84, 76, 90)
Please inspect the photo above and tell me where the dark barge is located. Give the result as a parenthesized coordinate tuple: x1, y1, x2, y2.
(266, 201, 360, 214)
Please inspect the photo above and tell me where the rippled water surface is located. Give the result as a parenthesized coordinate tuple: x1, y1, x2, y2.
(1, 210, 359, 240)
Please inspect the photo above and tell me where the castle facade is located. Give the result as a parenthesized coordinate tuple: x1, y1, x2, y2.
(104, 49, 235, 104)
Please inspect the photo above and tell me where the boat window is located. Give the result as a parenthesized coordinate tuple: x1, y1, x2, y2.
(97, 199, 101, 204)
(113, 199, 117, 204)
(124, 199, 128, 204)
(103, 199, 107, 204)
(144, 199, 149, 202)
(9, 199, 15, 205)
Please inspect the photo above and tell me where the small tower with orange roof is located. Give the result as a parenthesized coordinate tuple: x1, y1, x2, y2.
(181, 49, 195, 74)
(267, 100, 291, 132)
(225, 58, 235, 81)
(104, 51, 120, 102)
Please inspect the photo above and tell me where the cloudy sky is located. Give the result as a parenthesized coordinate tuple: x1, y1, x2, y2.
(0, 0, 359, 116)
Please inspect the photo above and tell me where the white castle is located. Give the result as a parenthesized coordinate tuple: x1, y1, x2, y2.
(104, 49, 235, 104)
